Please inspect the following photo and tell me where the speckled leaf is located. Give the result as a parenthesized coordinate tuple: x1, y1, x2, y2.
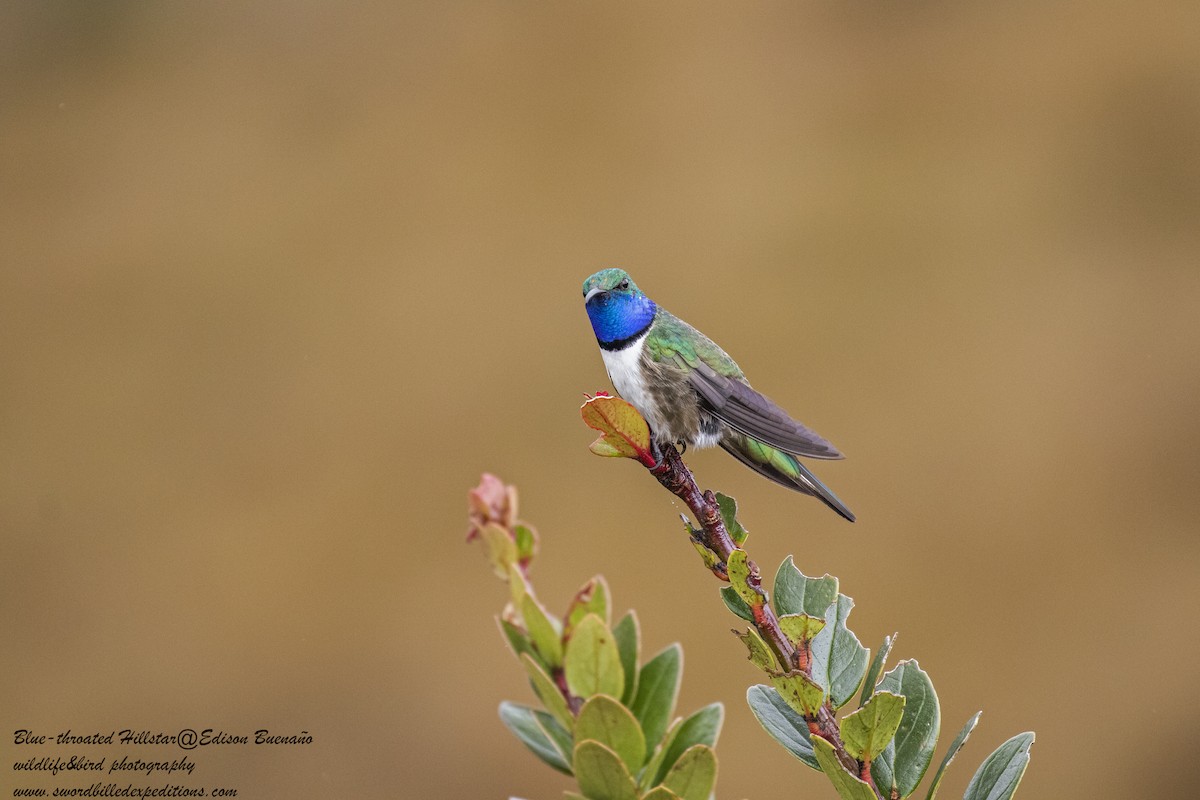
(737, 627, 779, 672)
(564, 614, 624, 700)
(522, 594, 564, 669)
(521, 653, 574, 733)
(925, 711, 981, 800)
(650, 703, 723, 786)
(746, 684, 818, 769)
(725, 549, 759, 607)
(811, 736, 877, 800)
(770, 671, 826, 718)
(660, 744, 717, 800)
(576, 695, 645, 775)
(689, 538, 721, 571)
(810, 594, 869, 708)
(573, 740, 638, 800)
(779, 613, 827, 645)
(499, 701, 572, 775)
(581, 395, 654, 465)
(962, 732, 1034, 800)
(630, 644, 682, 750)
(613, 611, 640, 706)
(714, 492, 748, 546)
(773, 556, 838, 617)
(841, 691, 906, 763)
(871, 660, 941, 798)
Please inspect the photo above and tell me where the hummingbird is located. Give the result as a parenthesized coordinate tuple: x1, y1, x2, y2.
(582, 268, 855, 522)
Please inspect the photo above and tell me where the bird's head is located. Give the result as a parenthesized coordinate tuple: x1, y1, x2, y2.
(582, 268, 657, 348)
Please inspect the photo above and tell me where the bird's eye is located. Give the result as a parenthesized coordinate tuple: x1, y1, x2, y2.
(617, 279, 629, 290)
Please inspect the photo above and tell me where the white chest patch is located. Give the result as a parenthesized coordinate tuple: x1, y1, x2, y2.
(600, 335, 667, 433)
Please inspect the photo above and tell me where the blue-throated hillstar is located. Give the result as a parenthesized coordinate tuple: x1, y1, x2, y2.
(582, 268, 854, 522)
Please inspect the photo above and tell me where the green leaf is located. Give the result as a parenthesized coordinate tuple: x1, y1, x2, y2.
(745, 684, 818, 769)
(581, 395, 654, 466)
(498, 614, 535, 661)
(514, 523, 538, 564)
(770, 671, 826, 718)
(536, 709, 575, 769)
(508, 562, 532, 607)
(499, 701, 573, 775)
(779, 613, 827, 645)
(565, 575, 611, 636)
(737, 627, 779, 672)
(573, 740, 639, 800)
(640, 789, 681, 800)
(811, 736, 877, 800)
(871, 660, 941, 798)
(689, 537, 722, 571)
(659, 744, 717, 800)
(841, 691, 906, 762)
(725, 549, 759, 607)
(650, 703, 723, 786)
(720, 585, 754, 621)
(773, 556, 837, 617)
(926, 711, 981, 800)
(714, 492, 748, 546)
(860, 632, 897, 706)
(522, 594, 564, 669)
(630, 644, 682, 750)
(613, 612, 640, 706)
(639, 718, 682, 790)
(478, 522, 518, 579)
(521, 653, 574, 732)
(962, 732, 1034, 800)
(576, 695, 646, 775)
(810, 594, 869, 708)
(564, 614, 625, 700)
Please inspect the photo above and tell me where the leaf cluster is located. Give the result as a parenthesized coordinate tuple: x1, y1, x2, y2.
(470, 474, 722, 800)
(738, 558, 1033, 800)
(500, 575, 722, 800)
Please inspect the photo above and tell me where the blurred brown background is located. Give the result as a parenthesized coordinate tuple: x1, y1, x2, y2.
(2, 2, 1198, 798)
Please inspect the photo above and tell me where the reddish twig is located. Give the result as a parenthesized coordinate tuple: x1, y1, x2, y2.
(647, 441, 870, 789)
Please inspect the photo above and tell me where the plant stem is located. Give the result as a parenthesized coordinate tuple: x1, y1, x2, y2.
(648, 441, 871, 790)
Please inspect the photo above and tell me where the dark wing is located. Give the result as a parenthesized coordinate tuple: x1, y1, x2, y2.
(688, 361, 844, 460)
(719, 436, 856, 522)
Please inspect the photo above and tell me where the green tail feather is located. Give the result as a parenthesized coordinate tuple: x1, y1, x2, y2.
(720, 432, 856, 522)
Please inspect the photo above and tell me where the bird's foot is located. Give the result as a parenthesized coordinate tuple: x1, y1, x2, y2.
(648, 436, 670, 474)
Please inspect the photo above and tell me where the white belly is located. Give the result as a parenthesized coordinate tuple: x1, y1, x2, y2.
(599, 336, 668, 434)
(598, 334, 723, 449)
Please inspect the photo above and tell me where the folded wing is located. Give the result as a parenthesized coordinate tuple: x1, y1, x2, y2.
(687, 361, 844, 460)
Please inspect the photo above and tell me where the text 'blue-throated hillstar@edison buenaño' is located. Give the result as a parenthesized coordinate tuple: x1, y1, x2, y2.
(582, 268, 855, 522)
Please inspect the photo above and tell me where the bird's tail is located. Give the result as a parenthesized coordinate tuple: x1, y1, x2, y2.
(720, 431, 855, 522)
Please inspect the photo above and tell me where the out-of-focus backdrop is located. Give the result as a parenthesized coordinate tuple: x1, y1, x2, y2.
(2, 3, 1198, 798)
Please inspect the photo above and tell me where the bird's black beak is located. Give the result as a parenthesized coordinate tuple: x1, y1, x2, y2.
(584, 287, 606, 304)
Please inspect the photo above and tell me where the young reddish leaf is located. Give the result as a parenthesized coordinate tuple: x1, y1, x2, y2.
(581, 395, 655, 467)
